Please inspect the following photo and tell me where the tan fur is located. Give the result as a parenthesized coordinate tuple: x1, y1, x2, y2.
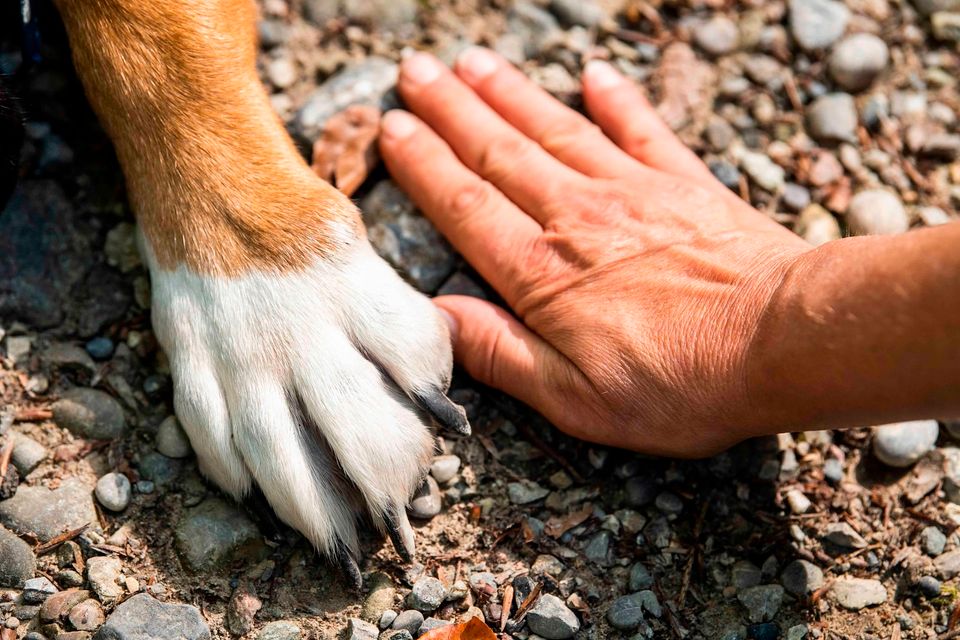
(53, 0, 361, 275)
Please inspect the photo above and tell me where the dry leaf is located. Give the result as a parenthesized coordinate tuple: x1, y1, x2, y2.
(655, 42, 716, 141)
(419, 616, 498, 640)
(544, 503, 593, 538)
(311, 104, 381, 197)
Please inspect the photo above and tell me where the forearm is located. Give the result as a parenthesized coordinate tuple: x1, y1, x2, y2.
(747, 221, 960, 434)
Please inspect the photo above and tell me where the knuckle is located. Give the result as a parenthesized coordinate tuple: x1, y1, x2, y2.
(540, 119, 599, 155)
(477, 134, 531, 182)
(449, 179, 496, 219)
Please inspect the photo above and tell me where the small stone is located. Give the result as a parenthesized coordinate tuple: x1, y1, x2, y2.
(226, 587, 262, 636)
(932, 11, 960, 41)
(935, 549, 960, 578)
(155, 416, 192, 459)
(528, 594, 580, 639)
(84, 337, 114, 361)
(748, 622, 781, 640)
(583, 531, 611, 565)
(344, 618, 378, 640)
(917, 575, 942, 599)
(740, 152, 785, 192)
(794, 205, 841, 246)
(828, 34, 889, 92)
(731, 561, 762, 590)
(429, 455, 460, 484)
(0, 525, 36, 587)
(508, 2, 562, 58)
(468, 572, 498, 594)
(694, 16, 739, 56)
(709, 160, 742, 191)
(705, 119, 736, 152)
(87, 556, 123, 604)
(391, 610, 424, 635)
(782, 184, 811, 212)
(847, 190, 910, 236)
(382, 631, 413, 640)
(921, 526, 947, 557)
(655, 491, 683, 515)
(823, 523, 868, 549)
(0, 479, 97, 542)
(23, 577, 58, 604)
(257, 621, 302, 640)
(408, 577, 446, 612)
(68, 599, 104, 631)
(360, 572, 395, 624)
(780, 560, 824, 596)
(830, 578, 887, 610)
(872, 420, 939, 467)
(40, 589, 91, 623)
(786, 624, 808, 640)
(789, 0, 850, 51)
(806, 93, 857, 143)
(548, 0, 604, 27)
(508, 480, 549, 505)
(629, 564, 654, 591)
(95, 473, 131, 512)
(737, 585, 783, 623)
(11, 436, 47, 476)
(823, 458, 844, 484)
(52, 388, 125, 440)
(266, 58, 297, 89)
(57, 569, 84, 587)
(96, 593, 210, 640)
(408, 476, 442, 519)
(785, 490, 811, 515)
(918, 206, 951, 226)
(419, 618, 452, 634)
(379, 611, 398, 630)
(137, 451, 182, 487)
(606, 593, 649, 631)
(174, 497, 264, 572)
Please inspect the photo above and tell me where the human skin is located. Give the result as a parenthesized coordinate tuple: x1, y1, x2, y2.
(378, 47, 960, 458)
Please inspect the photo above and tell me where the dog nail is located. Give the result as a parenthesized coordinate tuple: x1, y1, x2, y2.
(415, 389, 471, 436)
(384, 507, 416, 562)
(336, 550, 363, 592)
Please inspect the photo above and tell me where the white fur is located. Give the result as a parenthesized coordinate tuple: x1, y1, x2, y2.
(141, 236, 452, 557)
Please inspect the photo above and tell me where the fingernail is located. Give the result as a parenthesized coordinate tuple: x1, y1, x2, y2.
(403, 52, 444, 85)
(457, 46, 499, 84)
(381, 110, 418, 140)
(437, 307, 459, 345)
(584, 60, 622, 90)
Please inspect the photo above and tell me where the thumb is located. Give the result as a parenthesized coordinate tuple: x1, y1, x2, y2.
(433, 295, 573, 418)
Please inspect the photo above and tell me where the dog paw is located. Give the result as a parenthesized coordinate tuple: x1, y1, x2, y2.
(144, 236, 468, 580)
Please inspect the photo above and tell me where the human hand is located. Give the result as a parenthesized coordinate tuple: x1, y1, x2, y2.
(378, 48, 816, 457)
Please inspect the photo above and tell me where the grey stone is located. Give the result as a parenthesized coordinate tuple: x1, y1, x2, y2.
(379, 611, 398, 630)
(0, 525, 35, 587)
(304, 0, 418, 29)
(361, 181, 456, 294)
(655, 491, 683, 515)
(794, 205, 841, 246)
(789, 0, 850, 51)
(94, 593, 210, 640)
(382, 631, 413, 640)
(628, 563, 654, 591)
(137, 451, 183, 487)
(87, 556, 123, 604)
(737, 585, 783, 623)
(606, 593, 649, 631)
(508, 480, 550, 505)
(828, 34, 889, 92)
(921, 133, 960, 160)
(731, 561, 762, 590)
(468, 571, 498, 593)
(780, 560, 824, 596)
(409, 475, 442, 519)
(822, 522, 868, 549)
(786, 624, 808, 640)
(806, 93, 857, 142)
(921, 526, 947, 556)
(823, 458, 844, 483)
(0, 479, 97, 542)
(390, 610, 424, 635)
(155, 416, 192, 459)
(52, 388, 125, 440)
(830, 578, 886, 610)
(344, 617, 378, 640)
(174, 497, 264, 572)
(295, 58, 398, 143)
(41, 343, 96, 379)
(10, 435, 46, 476)
(782, 183, 811, 212)
(872, 420, 938, 466)
(549, 0, 604, 27)
(740, 151, 785, 192)
(917, 575, 942, 598)
(932, 11, 960, 41)
(583, 531, 611, 564)
(709, 161, 742, 190)
(407, 577, 446, 612)
(693, 16, 739, 57)
(934, 549, 960, 578)
(847, 189, 909, 236)
(95, 473, 131, 512)
(22, 576, 57, 603)
(360, 572, 395, 624)
(420, 618, 452, 634)
(785, 490, 811, 515)
(507, 2, 562, 58)
(429, 455, 461, 484)
(528, 594, 580, 639)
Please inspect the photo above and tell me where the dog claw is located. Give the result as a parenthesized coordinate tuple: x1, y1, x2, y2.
(336, 550, 363, 592)
(414, 389, 471, 436)
(384, 507, 416, 562)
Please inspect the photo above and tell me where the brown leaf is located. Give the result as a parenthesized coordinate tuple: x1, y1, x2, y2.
(654, 43, 716, 141)
(419, 616, 498, 640)
(544, 503, 593, 538)
(311, 104, 382, 197)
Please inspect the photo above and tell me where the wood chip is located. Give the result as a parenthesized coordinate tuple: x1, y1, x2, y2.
(311, 104, 381, 197)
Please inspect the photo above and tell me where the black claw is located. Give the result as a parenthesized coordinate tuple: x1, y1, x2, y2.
(336, 550, 363, 592)
(384, 507, 416, 563)
(414, 389, 471, 436)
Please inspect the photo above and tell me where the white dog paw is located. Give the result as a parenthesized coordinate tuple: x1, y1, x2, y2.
(144, 237, 468, 581)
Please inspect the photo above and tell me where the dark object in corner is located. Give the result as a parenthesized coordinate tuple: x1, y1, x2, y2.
(0, 80, 24, 212)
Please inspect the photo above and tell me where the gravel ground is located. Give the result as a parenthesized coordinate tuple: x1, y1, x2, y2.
(0, 0, 959, 638)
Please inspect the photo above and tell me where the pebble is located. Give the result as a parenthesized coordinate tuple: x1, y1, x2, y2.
(408, 476, 442, 519)
(737, 585, 783, 623)
(731, 561, 762, 590)
(266, 57, 297, 89)
(9, 436, 45, 477)
(606, 592, 656, 631)
(95, 472, 132, 512)
(382, 631, 413, 640)
(156, 416, 193, 459)
(528, 594, 580, 639)
(548, 0, 604, 27)
(709, 161, 742, 191)
(782, 183, 811, 212)
(583, 531, 611, 565)
(379, 611, 397, 630)
(921, 526, 947, 556)
(788, 0, 850, 51)
(932, 11, 960, 42)
(508, 480, 550, 505)
(823, 522, 868, 549)
(429, 455, 461, 484)
(345, 618, 379, 640)
(51, 388, 126, 439)
(823, 458, 844, 484)
(508, 2, 562, 58)
(82, 336, 112, 362)
(68, 598, 104, 631)
(137, 451, 183, 487)
(22, 577, 57, 603)
(98, 593, 210, 640)
(830, 577, 887, 610)
(391, 610, 424, 635)
(917, 575, 942, 599)
(407, 577, 446, 612)
(694, 16, 740, 57)
(87, 556, 123, 604)
(360, 572, 395, 624)
(629, 564, 654, 591)
(806, 93, 858, 143)
(226, 587, 262, 636)
(0, 525, 35, 588)
(748, 623, 781, 640)
(257, 621, 302, 640)
(40, 589, 90, 623)
(847, 189, 910, 236)
(785, 490, 811, 514)
(419, 618, 452, 634)
(174, 497, 264, 572)
(935, 549, 960, 578)
(872, 420, 939, 466)
(362, 181, 456, 294)
(828, 34, 889, 92)
(780, 560, 824, 596)
(0, 479, 97, 542)
(794, 205, 841, 246)
(740, 151, 785, 192)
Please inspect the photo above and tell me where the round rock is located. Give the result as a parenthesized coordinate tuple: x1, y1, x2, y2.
(872, 420, 939, 467)
(847, 190, 910, 236)
(407, 576, 446, 612)
(156, 416, 193, 459)
(390, 610, 424, 635)
(408, 476, 441, 519)
(95, 472, 132, 512)
(780, 560, 824, 596)
(429, 455, 461, 484)
(830, 578, 887, 610)
(806, 93, 858, 142)
(257, 621, 302, 640)
(528, 594, 580, 639)
(737, 585, 784, 623)
(693, 16, 739, 57)
(97, 593, 210, 640)
(0, 479, 98, 543)
(789, 0, 850, 51)
(828, 34, 889, 92)
(52, 388, 126, 440)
